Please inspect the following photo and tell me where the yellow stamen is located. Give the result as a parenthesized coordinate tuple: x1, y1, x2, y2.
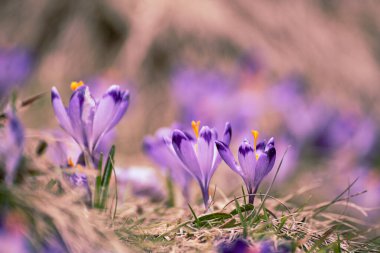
(68, 157, 74, 167)
(191, 120, 201, 138)
(70, 81, 84, 91)
(251, 130, 259, 160)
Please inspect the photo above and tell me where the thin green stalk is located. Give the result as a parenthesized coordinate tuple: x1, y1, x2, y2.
(165, 173, 175, 208)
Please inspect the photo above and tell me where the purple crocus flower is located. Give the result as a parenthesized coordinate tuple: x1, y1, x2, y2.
(216, 131, 276, 204)
(0, 47, 33, 106)
(218, 238, 251, 253)
(51, 82, 130, 164)
(0, 110, 24, 185)
(143, 126, 192, 201)
(172, 121, 232, 209)
(116, 166, 165, 202)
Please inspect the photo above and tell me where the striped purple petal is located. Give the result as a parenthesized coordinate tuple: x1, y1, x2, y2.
(209, 122, 231, 175)
(105, 87, 130, 132)
(238, 140, 257, 191)
(172, 130, 202, 182)
(143, 127, 192, 200)
(254, 146, 276, 187)
(51, 87, 73, 135)
(222, 122, 232, 145)
(67, 86, 86, 145)
(92, 85, 129, 148)
(215, 140, 243, 177)
(197, 126, 215, 181)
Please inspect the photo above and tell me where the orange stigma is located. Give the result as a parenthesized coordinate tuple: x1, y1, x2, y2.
(70, 81, 84, 91)
(191, 120, 201, 138)
(251, 130, 259, 160)
(68, 157, 74, 167)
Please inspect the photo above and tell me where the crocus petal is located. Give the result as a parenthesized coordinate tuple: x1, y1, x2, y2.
(253, 153, 270, 187)
(256, 140, 266, 157)
(215, 140, 243, 177)
(238, 140, 256, 187)
(68, 86, 86, 145)
(143, 136, 171, 169)
(222, 122, 232, 145)
(92, 85, 129, 147)
(143, 128, 192, 200)
(92, 86, 120, 143)
(267, 137, 275, 147)
(197, 126, 215, 182)
(106, 89, 130, 132)
(266, 145, 276, 176)
(81, 87, 96, 149)
(210, 123, 231, 176)
(172, 130, 202, 181)
(51, 87, 73, 134)
(254, 145, 276, 188)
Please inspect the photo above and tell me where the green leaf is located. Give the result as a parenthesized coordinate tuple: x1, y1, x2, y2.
(94, 175, 102, 208)
(101, 145, 115, 187)
(230, 203, 254, 216)
(165, 173, 175, 208)
(234, 197, 247, 237)
(197, 212, 232, 222)
(97, 152, 104, 174)
(188, 204, 200, 227)
(98, 146, 115, 209)
(219, 218, 237, 229)
(278, 216, 288, 232)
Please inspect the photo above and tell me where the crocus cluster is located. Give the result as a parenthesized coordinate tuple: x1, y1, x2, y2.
(51, 81, 130, 165)
(145, 121, 277, 210)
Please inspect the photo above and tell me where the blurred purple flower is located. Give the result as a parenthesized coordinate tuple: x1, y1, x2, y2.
(67, 172, 89, 188)
(0, 47, 33, 105)
(171, 65, 265, 138)
(172, 121, 232, 209)
(0, 229, 30, 253)
(62, 171, 92, 205)
(268, 76, 329, 143)
(218, 238, 251, 253)
(313, 111, 377, 158)
(116, 166, 165, 202)
(170, 66, 236, 124)
(51, 82, 129, 163)
(0, 110, 24, 185)
(216, 131, 276, 204)
(143, 126, 192, 201)
(44, 130, 82, 168)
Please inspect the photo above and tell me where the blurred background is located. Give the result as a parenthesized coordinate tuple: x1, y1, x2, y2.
(1, 0, 380, 214)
